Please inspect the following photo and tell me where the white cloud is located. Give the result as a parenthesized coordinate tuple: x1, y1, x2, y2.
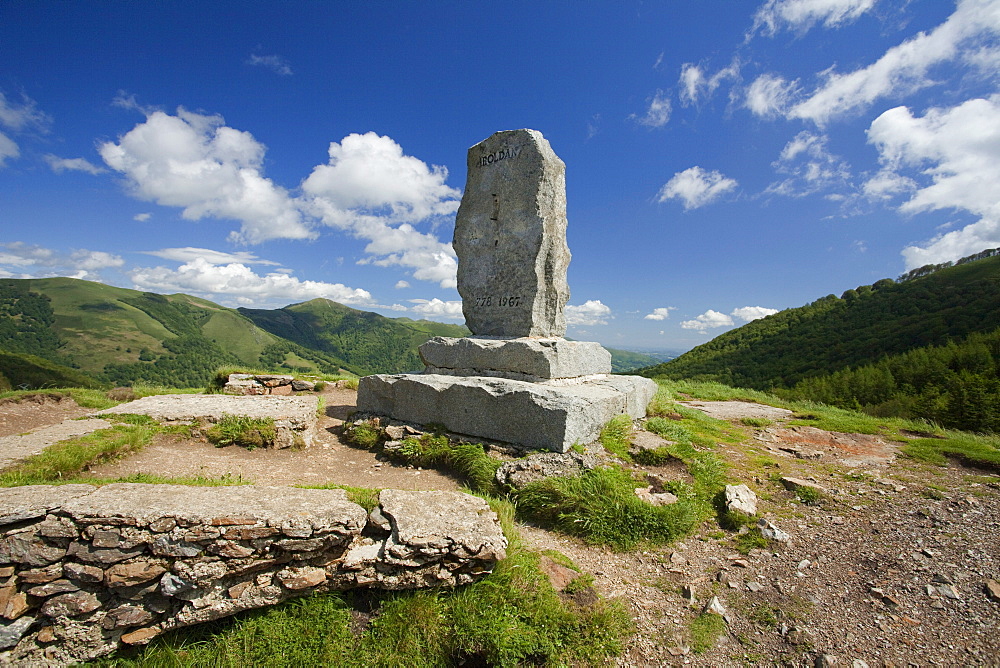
(901, 217, 1000, 268)
(43, 154, 106, 175)
(657, 166, 738, 210)
(681, 310, 734, 331)
(143, 247, 281, 266)
(789, 0, 1000, 125)
(744, 74, 800, 118)
(0, 132, 18, 167)
(133, 213, 152, 222)
(99, 108, 313, 244)
(862, 169, 916, 201)
(129, 257, 371, 308)
(246, 54, 293, 76)
(566, 300, 612, 326)
(644, 307, 675, 321)
(408, 298, 463, 319)
(731, 306, 779, 321)
(867, 94, 1000, 267)
(0, 242, 123, 280)
(678, 60, 741, 106)
(0, 91, 51, 167)
(394, 280, 410, 289)
(632, 90, 672, 128)
(0, 91, 50, 132)
(302, 132, 462, 287)
(767, 131, 852, 196)
(751, 0, 878, 37)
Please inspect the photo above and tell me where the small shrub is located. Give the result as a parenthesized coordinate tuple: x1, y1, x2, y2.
(313, 381, 327, 392)
(106, 386, 137, 402)
(632, 446, 676, 467)
(733, 527, 769, 554)
(389, 434, 501, 494)
(795, 486, 825, 506)
(645, 417, 693, 443)
(205, 414, 277, 450)
(342, 420, 382, 449)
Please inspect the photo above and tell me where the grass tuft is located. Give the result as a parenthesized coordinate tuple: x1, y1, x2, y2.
(205, 414, 277, 450)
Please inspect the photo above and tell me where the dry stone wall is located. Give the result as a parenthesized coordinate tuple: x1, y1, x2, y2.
(0, 483, 506, 665)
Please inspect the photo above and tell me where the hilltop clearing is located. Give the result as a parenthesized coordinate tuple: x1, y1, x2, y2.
(0, 381, 996, 665)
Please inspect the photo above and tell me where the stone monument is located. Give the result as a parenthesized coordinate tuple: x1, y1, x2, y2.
(356, 129, 656, 452)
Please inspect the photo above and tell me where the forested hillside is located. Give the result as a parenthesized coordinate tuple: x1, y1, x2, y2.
(641, 253, 1000, 388)
(639, 251, 1000, 432)
(238, 299, 471, 377)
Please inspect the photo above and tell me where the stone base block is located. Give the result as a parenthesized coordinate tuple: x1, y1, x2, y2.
(356, 373, 657, 452)
(419, 336, 611, 381)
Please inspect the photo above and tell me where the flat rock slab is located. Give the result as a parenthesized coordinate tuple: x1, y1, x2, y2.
(419, 336, 611, 381)
(357, 373, 657, 452)
(0, 418, 113, 471)
(683, 401, 794, 422)
(96, 394, 319, 448)
(0, 484, 98, 527)
(59, 483, 368, 534)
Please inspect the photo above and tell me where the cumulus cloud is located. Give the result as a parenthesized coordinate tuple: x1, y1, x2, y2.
(657, 166, 738, 210)
(731, 306, 780, 321)
(631, 90, 672, 128)
(566, 300, 612, 326)
(43, 154, 106, 175)
(99, 108, 313, 244)
(133, 213, 152, 222)
(681, 310, 734, 331)
(681, 306, 779, 332)
(744, 73, 800, 118)
(408, 298, 463, 319)
(678, 60, 741, 106)
(866, 94, 1000, 268)
(788, 0, 1000, 125)
(751, 0, 879, 37)
(395, 280, 410, 289)
(246, 53, 293, 76)
(302, 132, 462, 287)
(0, 242, 123, 280)
(766, 131, 852, 197)
(128, 257, 371, 308)
(644, 307, 676, 321)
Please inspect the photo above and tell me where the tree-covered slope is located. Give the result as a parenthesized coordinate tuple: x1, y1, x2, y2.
(640, 253, 1000, 389)
(239, 299, 470, 376)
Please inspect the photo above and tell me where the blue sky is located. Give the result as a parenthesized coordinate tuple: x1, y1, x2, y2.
(2, 1, 999, 352)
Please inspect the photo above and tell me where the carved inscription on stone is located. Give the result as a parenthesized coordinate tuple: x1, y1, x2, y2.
(453, 129, 570, 338)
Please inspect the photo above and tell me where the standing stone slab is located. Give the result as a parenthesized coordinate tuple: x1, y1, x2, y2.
(454, 129, 570, 337)
(419, 336, 611, 381)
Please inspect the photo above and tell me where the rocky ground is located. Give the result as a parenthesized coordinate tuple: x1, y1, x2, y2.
(1, 391, 998, 666)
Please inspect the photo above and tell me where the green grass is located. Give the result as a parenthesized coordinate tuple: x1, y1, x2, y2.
(515, 467, 704, 551)
(599, 414, 633, 459)
(299, 483, 381, 511)
(205, 414, 277, 450)
(740, 416, 774, 428)
(689, 611, 726, 654)
(392, 434, 501, 494)
(0, 423, 159, 486)
(903, 434, 1000, 472)
(97, 498, 633, 668)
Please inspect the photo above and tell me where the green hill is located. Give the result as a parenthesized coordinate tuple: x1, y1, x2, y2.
(239, 299, 470, 376)
(0, 351, 102, 392)
(640, 252, 1000, 389)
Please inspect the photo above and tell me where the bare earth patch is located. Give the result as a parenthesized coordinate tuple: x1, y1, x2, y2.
(0, 394, 93, 438)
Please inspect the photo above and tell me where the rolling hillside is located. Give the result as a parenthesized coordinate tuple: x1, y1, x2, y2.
(640, 252, 1000, 389)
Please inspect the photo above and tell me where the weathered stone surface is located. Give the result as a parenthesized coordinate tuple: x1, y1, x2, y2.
(277, 566, 327, 590)
(725, 484, 758, 516)
(64, 563, 103, 584)
(0, 534, 65, 567)
(495, 451, 599, 489)
(634, 487, 679, 506)
(379, 490, 506, 569)
(96, 394, 319, 448)
(0, 615, 34, 649)
(0, 485, 96, 528)
(780, 476, 828, 494)
(106, 562, 167, 588)
(41, 591, 101, 617)
(454, 129, 570, 337)
(420, 336, 610, 380)
(358, 372, 656, 452)
(60, 484, 368, 536)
